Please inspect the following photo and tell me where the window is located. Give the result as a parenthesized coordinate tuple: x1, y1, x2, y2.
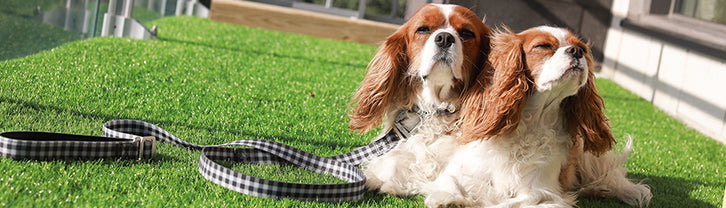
(673, 0, 726, 25)
(620, 0, 726, 60)
(274, 0, 408, 24)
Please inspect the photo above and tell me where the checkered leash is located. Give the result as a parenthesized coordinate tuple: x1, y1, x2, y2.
(0, 111, 421, 202)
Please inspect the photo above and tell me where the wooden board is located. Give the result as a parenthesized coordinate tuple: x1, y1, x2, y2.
(209, 0, 400, 46)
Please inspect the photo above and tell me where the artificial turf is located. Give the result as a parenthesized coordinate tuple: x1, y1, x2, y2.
(0, 15, 724, 207)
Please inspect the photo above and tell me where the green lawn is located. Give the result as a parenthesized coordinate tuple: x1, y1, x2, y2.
(0, 16, 724, 207)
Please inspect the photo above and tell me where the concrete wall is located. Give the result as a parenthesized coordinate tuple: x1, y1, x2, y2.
(601, 0, 726, 144)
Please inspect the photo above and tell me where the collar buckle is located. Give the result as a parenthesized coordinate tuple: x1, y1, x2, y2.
(135, 136, 157, 161)
(393, 110, 422, 139)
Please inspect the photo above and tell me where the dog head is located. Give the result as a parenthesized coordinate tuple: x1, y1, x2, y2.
(349, 4, 491, 133)
(461, 26, 614, 155)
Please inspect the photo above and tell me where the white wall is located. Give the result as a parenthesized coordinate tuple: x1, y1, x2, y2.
(601, 0, 726, 144)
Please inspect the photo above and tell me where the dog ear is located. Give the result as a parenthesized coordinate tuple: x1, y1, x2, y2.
(348, 30, 411, 133)
(460, 27, 532, 143)
(562, 46, 615, 155)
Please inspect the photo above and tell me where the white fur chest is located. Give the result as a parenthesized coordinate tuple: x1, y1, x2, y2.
(502, 114, 572, 163)
(363, 111, 460, 195)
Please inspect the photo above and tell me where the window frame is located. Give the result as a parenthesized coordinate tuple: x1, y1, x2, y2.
(620, 0, 726, 60)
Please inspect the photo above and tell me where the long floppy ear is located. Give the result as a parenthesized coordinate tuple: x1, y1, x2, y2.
(460, 27, 532, 143)
(562, 47, 615, 155)
(348, 30, 411, 133)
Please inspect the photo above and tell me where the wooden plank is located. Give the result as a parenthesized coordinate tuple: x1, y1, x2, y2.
(209, 0, 400, 45)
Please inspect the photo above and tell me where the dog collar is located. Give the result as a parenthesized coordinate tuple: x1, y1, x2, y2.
(392, 104, 458, 138)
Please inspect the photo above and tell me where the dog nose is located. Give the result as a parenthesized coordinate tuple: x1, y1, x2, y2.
(435, 32, 455, 48)
(566, 46, 584, 59)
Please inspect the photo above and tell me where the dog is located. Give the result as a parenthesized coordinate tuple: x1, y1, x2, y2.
(423, 26, 652, 207)
(347, 4, 491, 196)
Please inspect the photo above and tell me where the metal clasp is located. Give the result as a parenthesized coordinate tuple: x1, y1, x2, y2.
(135, 136, 157, 161)
(393, 110, 421, 139)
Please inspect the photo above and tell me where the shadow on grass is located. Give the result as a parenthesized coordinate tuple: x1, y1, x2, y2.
(351, 191, 424, 207)
(0, 97, 367, 155)
(337, 172, 723, 208)
(62, 153, 186, 166)
(577, 173, 720, 208)
(635, 173, 719, 208)
(160, 37, 369, 69)
(346, 172, 722, 208)
(600, 94, 646, 103)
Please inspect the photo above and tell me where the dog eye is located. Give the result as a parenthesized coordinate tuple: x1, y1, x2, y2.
(459, 29, 475, 39)
(416, 26, 432, 34)
(535, 44, 553, 49)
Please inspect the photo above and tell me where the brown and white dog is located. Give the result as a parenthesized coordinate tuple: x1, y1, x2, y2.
(348, 4, 491, 196)
(424, 26, 652, 207)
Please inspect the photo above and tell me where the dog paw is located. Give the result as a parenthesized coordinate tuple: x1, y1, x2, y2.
(424, 191, 466, 208)
(365, 175, 383, 190)
(379, 181, 409, 196)
(579, 187, 614, 199)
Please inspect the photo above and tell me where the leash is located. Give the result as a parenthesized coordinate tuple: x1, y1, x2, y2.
(0, 111, 422, 202)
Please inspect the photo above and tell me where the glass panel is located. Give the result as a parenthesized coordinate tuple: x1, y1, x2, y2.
(297, 0, 360, 11)
(1, 0, 92, 61)
(131, 0, 177, 21)
(332, 0, 361, 11)
(366, 0, 406, 18)
(1, 0, 189, 61)
(299, 0, 325, 5)
(674, 0, 726, 25)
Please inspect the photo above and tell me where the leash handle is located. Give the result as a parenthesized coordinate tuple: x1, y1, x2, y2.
(0, 131, 156, 160)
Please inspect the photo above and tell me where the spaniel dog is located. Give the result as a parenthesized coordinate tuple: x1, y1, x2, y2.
(424, 26, 652, 207)
(348, 4, 491, 196)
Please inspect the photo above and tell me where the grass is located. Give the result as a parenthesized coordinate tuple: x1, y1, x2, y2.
(0, 15, 724, 207)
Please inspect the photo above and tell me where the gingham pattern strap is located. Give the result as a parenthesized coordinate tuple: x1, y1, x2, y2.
(196, 131, 401, 201)
(0, 131, 155, 160)
(101, 119, 402, 202)
(0, 119, 404, 201)
(103, 119, 205, 150)
(199, 141, 367, 201)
